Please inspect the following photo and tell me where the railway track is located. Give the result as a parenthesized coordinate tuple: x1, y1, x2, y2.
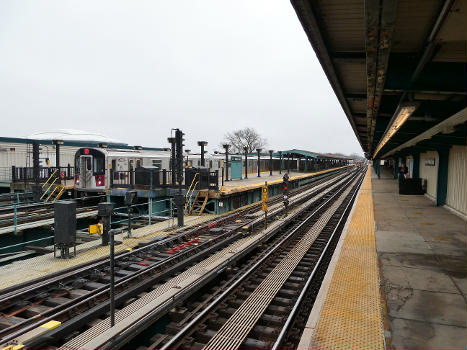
(0, 168, 352, 349)
(142, 169, 364, 350)
(0, 196, 101, 230)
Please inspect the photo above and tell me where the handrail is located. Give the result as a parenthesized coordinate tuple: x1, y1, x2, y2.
(184, 173, 199, 212)
(40, 176, 58, 200)
(41, 168, 59, 189)
(185, 180, 199, 213)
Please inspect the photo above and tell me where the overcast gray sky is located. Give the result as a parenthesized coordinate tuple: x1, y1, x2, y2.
(0, 0, 363, 155)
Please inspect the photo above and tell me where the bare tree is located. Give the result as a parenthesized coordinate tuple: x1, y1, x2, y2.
(221, 128, 267, 154)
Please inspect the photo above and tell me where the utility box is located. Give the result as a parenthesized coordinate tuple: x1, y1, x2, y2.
(54, 201, 77, 258)
(399, 178, 425, 195)
(230, 156, 242, 180)
(135, 167, 160, 188)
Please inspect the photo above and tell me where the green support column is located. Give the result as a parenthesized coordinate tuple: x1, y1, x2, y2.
(373, 159, 381, 178)
(412, 152, 420, 178)
(436, 147, 450, 206)
(304, 157, 308, 172)
(393, 156, 399, 179)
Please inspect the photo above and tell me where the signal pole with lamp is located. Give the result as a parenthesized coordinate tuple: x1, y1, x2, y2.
(174, 129, 185, 227)
(124, 190, 137, 238)
(282, 173, 289, 217)
(108, 228, 122, 327)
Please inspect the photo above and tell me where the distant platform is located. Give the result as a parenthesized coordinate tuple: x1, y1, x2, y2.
(191, 166, 351, 214)
(217, 167, 350, 197)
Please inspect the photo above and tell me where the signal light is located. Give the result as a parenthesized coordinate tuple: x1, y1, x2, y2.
(95, 175, 105, 186)
(84, 148, 90, 155)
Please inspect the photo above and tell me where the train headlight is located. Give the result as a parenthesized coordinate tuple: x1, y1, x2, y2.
(95, 175, 105, 186)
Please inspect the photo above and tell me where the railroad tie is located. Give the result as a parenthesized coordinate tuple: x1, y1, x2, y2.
(58, 172, 353, 350)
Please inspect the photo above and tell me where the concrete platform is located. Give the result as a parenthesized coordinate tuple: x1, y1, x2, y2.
(219, 167, 348, 195)
(374, 167, 466, 350)
(0, 214, 216, 290)
(298, 165, 466, 350)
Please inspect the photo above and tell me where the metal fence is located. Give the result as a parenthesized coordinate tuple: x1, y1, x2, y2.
(11, 166, 75, 183)
(110, 168, 219, 191)
(0, 167, 12, 182)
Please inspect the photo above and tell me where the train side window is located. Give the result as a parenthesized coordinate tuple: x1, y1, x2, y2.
(152, 159, 161, 169)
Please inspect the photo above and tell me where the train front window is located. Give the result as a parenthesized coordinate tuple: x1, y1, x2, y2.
(93, 156, 105, 175)
(86, 157, 92, 171)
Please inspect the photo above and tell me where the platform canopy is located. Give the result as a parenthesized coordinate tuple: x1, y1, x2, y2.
(276, 149, 320, 159)
(274, 149, 351, 160)
(291, 0, 466, 159)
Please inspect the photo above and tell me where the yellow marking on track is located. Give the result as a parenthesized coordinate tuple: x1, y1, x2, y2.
(40, 320, 61, 330)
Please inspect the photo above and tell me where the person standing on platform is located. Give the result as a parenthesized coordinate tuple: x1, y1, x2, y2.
(399, 163, 409, 182)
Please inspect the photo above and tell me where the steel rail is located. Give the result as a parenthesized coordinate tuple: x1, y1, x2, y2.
(0, 167, 346, 299)
(0, 169, 351, 346)
(25, 171, 357, 350)
(158, 171, 361, 350)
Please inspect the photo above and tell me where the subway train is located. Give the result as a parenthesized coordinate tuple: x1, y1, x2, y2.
(74, 147, 218, 192)
(73, 146, 314, 193)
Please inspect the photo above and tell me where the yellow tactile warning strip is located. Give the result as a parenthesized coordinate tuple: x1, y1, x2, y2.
(304, 167, 384, 350)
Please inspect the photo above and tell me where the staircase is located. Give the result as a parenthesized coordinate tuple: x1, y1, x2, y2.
(188, 191, 209, 216)
(40, 169, 66, 202)
(44, 184, 65, 202)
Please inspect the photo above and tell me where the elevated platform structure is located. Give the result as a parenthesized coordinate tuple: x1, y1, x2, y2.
(193, 166, 350, 214)
(297, 166, 466, 349)
(292, 0, 467, 218)
(290, 3, 466, 346)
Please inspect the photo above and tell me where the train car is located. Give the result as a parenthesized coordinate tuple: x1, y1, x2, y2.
(74, 147, 285, 194)
(74, 147, 172, 192)
(74, 147, 225, 193)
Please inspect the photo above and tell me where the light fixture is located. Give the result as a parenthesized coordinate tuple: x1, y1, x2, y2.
(373, 103, 419, 158)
